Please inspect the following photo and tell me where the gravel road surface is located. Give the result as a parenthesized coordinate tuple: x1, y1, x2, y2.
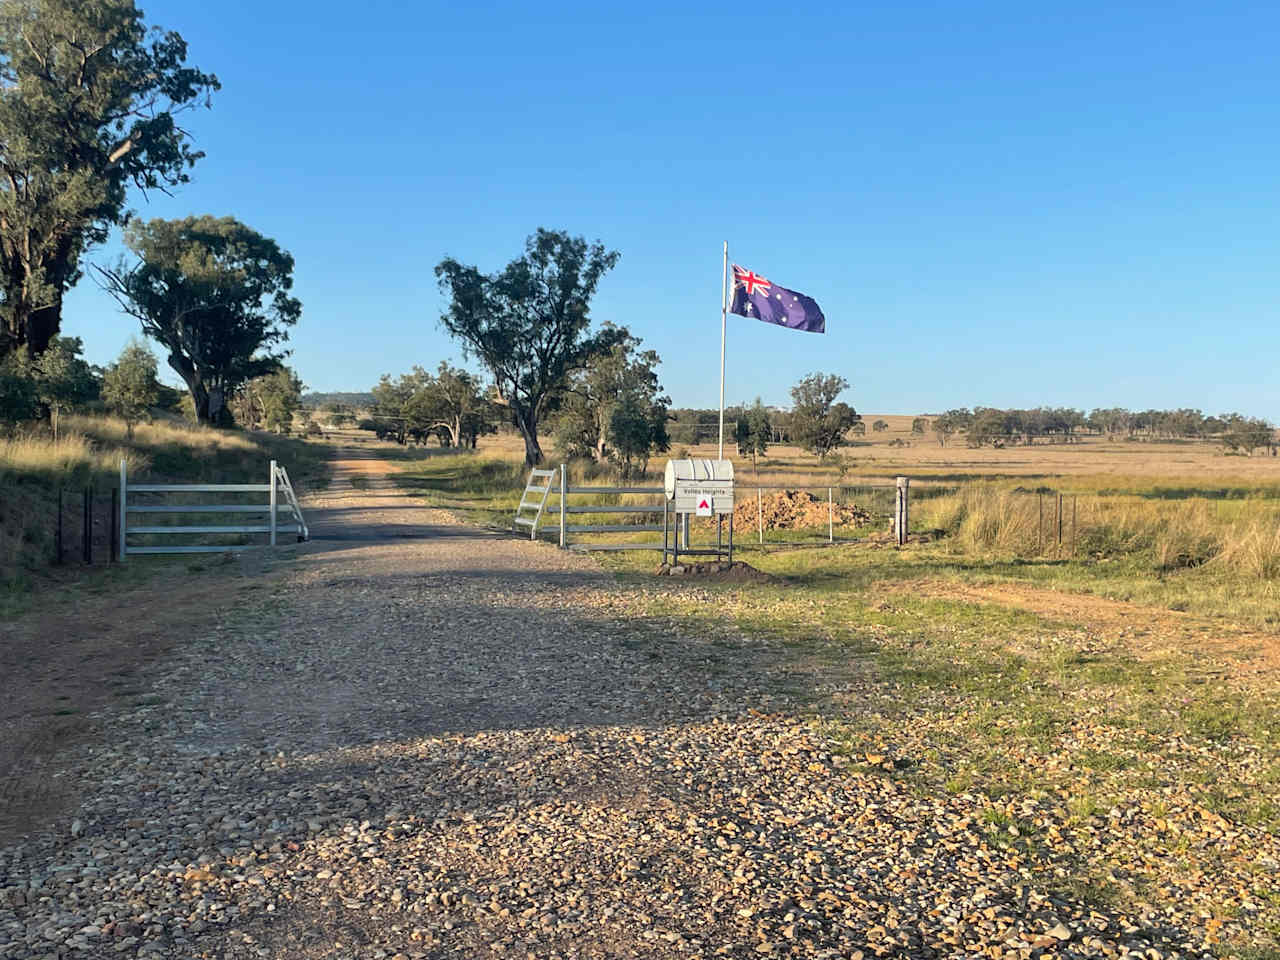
(0, 449, 1227, 958)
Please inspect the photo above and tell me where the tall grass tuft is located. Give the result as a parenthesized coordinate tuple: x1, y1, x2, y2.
(1216, 521, 1280, 580)
(922, 481, 1280, 580)
(0, 431, 138, 485)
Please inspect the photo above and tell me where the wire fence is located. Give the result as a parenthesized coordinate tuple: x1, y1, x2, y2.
(48, 486, 120, 566)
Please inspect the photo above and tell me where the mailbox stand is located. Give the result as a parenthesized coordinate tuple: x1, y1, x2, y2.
(663, 458, 735, 565)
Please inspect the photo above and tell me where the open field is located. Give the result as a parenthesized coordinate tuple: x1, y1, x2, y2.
(388, 442, 1280, 956)
(390, 425, 1280, 622)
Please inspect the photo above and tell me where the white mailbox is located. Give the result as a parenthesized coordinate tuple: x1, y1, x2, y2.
(664, 458, 734, 516)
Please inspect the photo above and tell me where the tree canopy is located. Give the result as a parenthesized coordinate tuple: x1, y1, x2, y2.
(790, 372, 859, 460)
(96, 215, 300, 426)
(0, 0, 218, 358)
(436, 228, 621, 465)
(101, 338, 158, 437)
(735, 398, 771, 475)
(367, 363, 494, 447)
(552, 326, 669, 470)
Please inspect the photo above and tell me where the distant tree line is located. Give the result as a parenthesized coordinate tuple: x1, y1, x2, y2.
(927, 407, 1276, 454)
(302, 391, 375, 410)
(362, 362, 496, 448)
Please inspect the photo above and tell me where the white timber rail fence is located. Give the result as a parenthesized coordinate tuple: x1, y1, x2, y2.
(517, 465, 668, 552)
(118, 458, 309, 559)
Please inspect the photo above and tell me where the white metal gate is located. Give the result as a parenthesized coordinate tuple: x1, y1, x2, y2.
(118, 458, 309, 558)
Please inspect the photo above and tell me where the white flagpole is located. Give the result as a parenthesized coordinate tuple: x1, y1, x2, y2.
(718, 241, 728, 460)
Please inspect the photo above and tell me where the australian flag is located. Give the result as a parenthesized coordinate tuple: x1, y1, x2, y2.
(729, 264, 826, 334)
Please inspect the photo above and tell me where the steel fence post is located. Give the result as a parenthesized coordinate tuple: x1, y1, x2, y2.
(269, 460, 278, 546)
(119, 458, 127, 561)
(559, 464, 567, 549)
(110, 487, 119, 562)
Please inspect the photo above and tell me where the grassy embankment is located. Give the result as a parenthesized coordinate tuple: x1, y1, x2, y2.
(392, 436, 1280, 955)
(1, 413, 330, 611)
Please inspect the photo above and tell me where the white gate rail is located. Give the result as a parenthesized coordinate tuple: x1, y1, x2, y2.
(544, 464, 669, 553)
(118, 458, 308, 558)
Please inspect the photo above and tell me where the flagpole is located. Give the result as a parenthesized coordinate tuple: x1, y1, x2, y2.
(718, 241, 728, 461)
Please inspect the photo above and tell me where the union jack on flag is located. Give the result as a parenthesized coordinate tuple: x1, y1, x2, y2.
(729, 263, 825, 334)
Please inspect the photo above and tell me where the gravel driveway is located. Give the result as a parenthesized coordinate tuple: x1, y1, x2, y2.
(0, 450, 1220, 959)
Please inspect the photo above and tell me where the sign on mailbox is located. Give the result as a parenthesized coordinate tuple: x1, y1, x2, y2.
(664, 459, 734, 515)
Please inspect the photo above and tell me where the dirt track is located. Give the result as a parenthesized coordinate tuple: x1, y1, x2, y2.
(0, 448, 1251, 958)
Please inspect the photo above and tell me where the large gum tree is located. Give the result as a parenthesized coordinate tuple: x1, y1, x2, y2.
(435, 228, 621, 466)
(96, 216, 300, 426)
(0, 0, 218, 358)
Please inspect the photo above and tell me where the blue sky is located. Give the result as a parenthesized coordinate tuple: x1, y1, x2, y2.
(64, 0, 1280, 418)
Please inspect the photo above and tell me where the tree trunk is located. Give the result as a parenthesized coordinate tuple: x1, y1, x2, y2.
(514, 408, 543, 466)
(168, 352, 215, 424)
(25, 299, 61, 356)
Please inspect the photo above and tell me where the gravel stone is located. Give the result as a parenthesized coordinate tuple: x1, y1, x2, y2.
(0, 452, 1253, 958)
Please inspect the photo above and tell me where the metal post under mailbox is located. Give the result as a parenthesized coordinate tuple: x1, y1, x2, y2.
(664, 458, 735, 560)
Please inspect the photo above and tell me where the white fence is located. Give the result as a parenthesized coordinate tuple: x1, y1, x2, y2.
(516, 467, 915, 552)
(516, 465, 667, 552)
(118, 458, 308, 559)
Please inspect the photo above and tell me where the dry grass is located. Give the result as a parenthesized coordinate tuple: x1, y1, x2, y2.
(916, 481, 1280, 583)
(0, 413, 331, 599)
(0, 431, 133, 485)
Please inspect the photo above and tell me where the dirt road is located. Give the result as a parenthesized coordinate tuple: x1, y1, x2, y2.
(0, 449, 1232, 958)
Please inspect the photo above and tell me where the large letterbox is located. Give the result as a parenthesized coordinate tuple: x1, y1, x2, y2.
(664, 458, 734, 516)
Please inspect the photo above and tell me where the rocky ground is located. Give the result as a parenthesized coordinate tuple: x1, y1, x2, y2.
(0, 449, 1257, 958)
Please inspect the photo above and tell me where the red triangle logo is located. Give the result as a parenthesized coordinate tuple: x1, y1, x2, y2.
(699, 499, 710, 509)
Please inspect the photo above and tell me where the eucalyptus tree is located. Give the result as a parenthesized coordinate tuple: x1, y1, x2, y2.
(96, 216, 300, 426)
(436, 228, 621, 466)
(790, 373, 860, 461)
(0, 0, 218, 357)
(101, 339, 159, 437)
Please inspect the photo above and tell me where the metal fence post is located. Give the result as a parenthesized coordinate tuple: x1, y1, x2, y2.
(895, 476, 910, 546)
(119, 458, 128, 561)
(828, 487, 834, 543)
(559, 464, 567, 549)
(662, 497, 669, 563)
(757, 487, 763, 546)
(83, 487, 91, 564)
(269, 460, 278, 546)
(110, 487, 119, 563)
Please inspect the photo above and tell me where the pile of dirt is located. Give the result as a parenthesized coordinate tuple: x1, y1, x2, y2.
(719, 489, 877, 531)
(654, 560, 776, 582)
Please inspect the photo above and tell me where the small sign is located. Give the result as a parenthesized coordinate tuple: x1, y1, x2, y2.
(696, 498, 712, 517)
